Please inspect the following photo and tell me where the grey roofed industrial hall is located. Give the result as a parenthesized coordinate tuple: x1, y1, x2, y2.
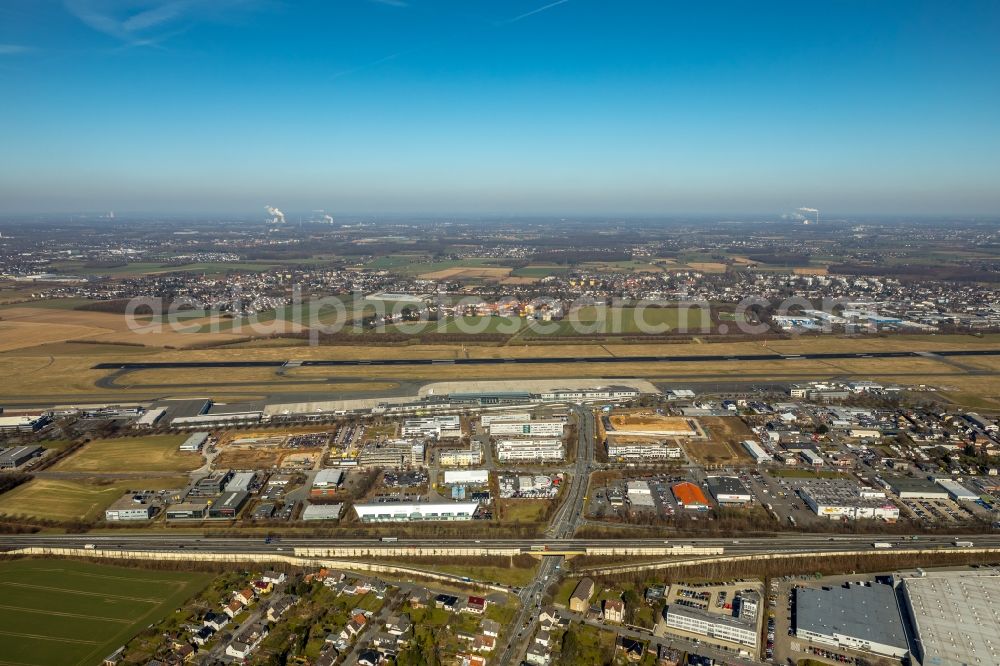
(795, 582, 909, 653)
(901, 572, 1000, 666)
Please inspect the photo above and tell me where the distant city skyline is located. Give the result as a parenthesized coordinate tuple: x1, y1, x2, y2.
(1, 0, 999, 215)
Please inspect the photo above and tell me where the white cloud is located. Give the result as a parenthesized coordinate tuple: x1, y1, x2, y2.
(0, 44, 34, 55)
(64, 0, 261, 47)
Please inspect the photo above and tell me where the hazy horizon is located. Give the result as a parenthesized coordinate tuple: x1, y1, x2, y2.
(2, 0, 999, 215)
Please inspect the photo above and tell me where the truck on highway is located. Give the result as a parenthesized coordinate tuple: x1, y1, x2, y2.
(83, 543, 96, 550)
(873, 542, 893, 549)
(954, 540, 974, 548)
(380, 537, 398, 543)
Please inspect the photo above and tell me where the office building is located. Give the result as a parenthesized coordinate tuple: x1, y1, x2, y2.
(795, 582, 908, 659)
(496, 439, 564, 463)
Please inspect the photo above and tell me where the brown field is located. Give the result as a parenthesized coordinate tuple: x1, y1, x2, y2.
(0, 306, 248, 349)
(681, 417, 754, 465)
(500, 276, 541, 285)
(608, 412, 697, 435)
(685, 262, 728, 272)
(792, 267, 829, 275)
(418, 266, 512, 280)
(0, 320, 108, 351)
(215, 447, 293, 469)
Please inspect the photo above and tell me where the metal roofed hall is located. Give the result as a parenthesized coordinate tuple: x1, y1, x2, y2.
(795, 582, 908, 658)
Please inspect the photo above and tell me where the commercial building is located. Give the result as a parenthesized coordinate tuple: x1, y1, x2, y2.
(136, 407, 166, 428)
(901, 572, 1000, 666)
(358, 440, 424, 467)
(301, 503, 343, 521)
(104, 494, 155, 521)
(889, 477, 949, 500)
(189, 470, 234, 497)
(489, 420, 565, 437)
(799, 479, 900, 521)
(480, 412, 532, 427)
(742, 440, 773, 463)
(606, 439, 683, 462)
(706, 476, 752, 505)
(627, 480, 655, 507)
(672, 481, 710, 510)
(801, 449, 824, 467)
(444, 469, 489, 485)
(166, 502, 210, 520)
(0, 414, 50, 433)
(495, 439, 564, 463)
(310, 469, 345, 497)
(0, 445, 44, 469)
(172, 410, 263, 429)
(225, 472, 256, 493)
(439, 442, 483, 467)
(401, 416, 461, 439)
(794, 582, 909, 659)
(208, 491, 249, 519)
(353, 501, 480, 522)
(935, 478, 979, 502)
(179, 432, 209, 452)
(662, 604, 758, 649)
(536, 386, 639, 401)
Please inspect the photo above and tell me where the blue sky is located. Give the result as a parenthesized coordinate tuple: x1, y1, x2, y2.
(1, 0, 999, 215)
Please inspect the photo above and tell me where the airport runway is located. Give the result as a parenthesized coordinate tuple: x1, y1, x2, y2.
(92, 348, 1000, 370)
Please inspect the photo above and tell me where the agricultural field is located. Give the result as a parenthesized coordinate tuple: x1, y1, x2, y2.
(51, 436, 201, 474)
(522, 305, 712, 337)
(0, 558, 211, 666)
(0, 476, 189, 522)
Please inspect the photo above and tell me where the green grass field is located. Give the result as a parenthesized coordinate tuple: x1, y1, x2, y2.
(51, 436, 201, 474)
(0, 558, 211, 666)
(523, 305, 712, 337)
(0, 477, 190, 522)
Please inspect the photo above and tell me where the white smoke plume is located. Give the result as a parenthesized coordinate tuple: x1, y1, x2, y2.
(323, 214, 334, 224)
(265, 205, 286, 224)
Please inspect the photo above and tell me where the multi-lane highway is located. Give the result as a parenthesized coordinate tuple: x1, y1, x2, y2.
(3, 533, 995, 555)
(91, 347, 1000, 370)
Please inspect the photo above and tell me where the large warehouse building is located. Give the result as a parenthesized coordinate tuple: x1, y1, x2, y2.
(0, 445, 44, 469)
(798, 479, 900, 521)
(889, 477, 949, 500)
(901, 571, 1000, 666)
(353, 501, 480, 522)
(794, 582, 909, 659)
(706, 476, 753, 505)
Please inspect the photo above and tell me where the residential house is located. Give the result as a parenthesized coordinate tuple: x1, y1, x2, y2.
(234, 588, 256, 606)
(385, 614, 412, 637)
(464, 596, 487, 614)
(262, 570, 286, 585)
(569, 578, 595, 613)
(223, 599, 244, 619)
(526, 645, 550, 665)
(480, 618, 501, 638)
(535, 630, 551, 648)
(267, 596, 296, 622)
(604, 599, 625, 624)
(473, 634, 495, 653)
